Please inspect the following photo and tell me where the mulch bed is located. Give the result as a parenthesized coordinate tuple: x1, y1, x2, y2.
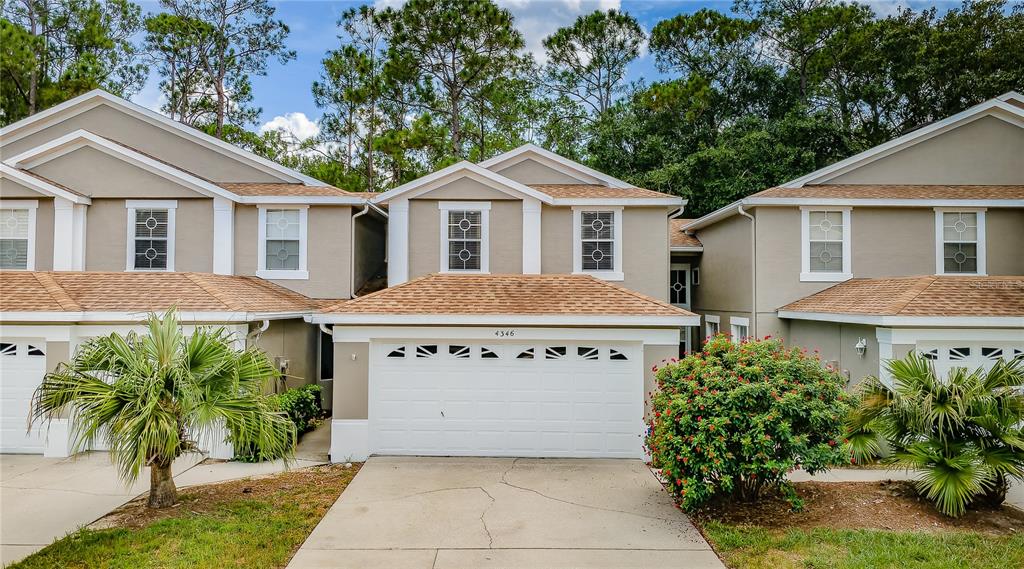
(694, 480, 1024, 535)
(92, 463, 361, 530)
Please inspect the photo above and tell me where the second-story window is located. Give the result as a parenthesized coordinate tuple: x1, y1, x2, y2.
(800, 207, 851, 282)
(257, 206, 308, 279)
(572, 207, 623, 280)
(439, 202, 489, 273)
(936, 209, 985, 275)
(0, 202, 36, 270)
(127, 200, 175, 271)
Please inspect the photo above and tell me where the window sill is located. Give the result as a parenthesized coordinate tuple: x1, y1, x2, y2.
(440, 270, 490, 275)
(800, 272, 852, 283)
(935, 271, 987, 277)
(126, 268, 174, 273)
(257, 269, 309, 280)
(574, 270, 625, 282)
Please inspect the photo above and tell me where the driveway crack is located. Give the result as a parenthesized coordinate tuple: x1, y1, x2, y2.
(478, 486, 496, 548)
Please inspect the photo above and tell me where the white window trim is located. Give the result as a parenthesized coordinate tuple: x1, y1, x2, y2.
(691, 266, 700, 286)
(257, 205, 309, 280)
(800, 206, 852, 282)
(670, 262, 691, 308)
(125, 199, 176, 272)
(572, 206, 624, 281)
(0, 200, 38, 271)
(705, 314, 720, 338)
(730, 316, 750, 344)
(934, 207, 986, 276)
(438, 201, 490, 274)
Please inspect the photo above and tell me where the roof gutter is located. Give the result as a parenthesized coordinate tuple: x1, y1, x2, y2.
(737, 205, 756, 338)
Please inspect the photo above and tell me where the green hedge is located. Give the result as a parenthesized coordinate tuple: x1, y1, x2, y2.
(646, 334, 853, 511)
(234, 384, 323, 462)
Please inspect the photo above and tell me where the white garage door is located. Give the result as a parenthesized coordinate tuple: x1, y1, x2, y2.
(919, 343, 1024, 378)
(370, 342, 643, 458)
(0, 341, 47, 453)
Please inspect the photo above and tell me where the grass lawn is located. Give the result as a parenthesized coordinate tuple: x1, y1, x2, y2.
(703, 521, 1024, 569)
(10, 463, 360, 569)
(693, 480, 1024, 569)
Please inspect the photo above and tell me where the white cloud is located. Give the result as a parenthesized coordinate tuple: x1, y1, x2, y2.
(374, 0, 621, 64)
(259, 112, 321, 141)
(498, 0, 621, 63)
(130, 79, 167, 114)
(869, 0, 911, 18)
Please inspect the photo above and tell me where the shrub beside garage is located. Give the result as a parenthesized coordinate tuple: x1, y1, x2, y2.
(646, 335, 853, 511)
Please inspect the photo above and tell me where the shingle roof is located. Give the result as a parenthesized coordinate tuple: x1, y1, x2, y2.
(669, 219, 701, 248)
(753, 184, 1024, 200)
(216, 182, 360, 197)
(320, 273, 695, 317)
(0, 272, 325, 314)
(527, 184, 676, 200)
(779, 276, 1024, 317)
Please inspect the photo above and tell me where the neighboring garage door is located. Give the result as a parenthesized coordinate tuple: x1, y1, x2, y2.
(918, 342, 1024, 377)
(369, 341, 643, 458)
(0, 340, 47, 453)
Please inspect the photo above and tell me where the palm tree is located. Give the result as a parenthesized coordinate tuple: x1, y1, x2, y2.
(846, 352, 1024, 517)
(31, 308, 295, 508)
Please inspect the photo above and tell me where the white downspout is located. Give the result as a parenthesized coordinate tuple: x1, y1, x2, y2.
(350, 204, 370, 298)
(737, 205, 756, 338)
(246, 319, 270, 342)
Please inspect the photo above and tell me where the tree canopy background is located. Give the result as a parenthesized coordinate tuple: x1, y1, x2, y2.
(3, 0, 1021, 216)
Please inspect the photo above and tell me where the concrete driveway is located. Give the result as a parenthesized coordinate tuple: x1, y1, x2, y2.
(289, 457, 723, 569)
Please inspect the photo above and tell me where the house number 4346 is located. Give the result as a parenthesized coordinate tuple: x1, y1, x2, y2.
(494, 329, 516, 338)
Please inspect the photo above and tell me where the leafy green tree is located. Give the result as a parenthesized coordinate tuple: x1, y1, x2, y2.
(540, 9, 646, 121)
(149, 0, 295, 138)
(385, 0, 527, 160)
(31, 309, 295, 509)
(847, 353, 1024, 517)
(1, 0, 146, 124)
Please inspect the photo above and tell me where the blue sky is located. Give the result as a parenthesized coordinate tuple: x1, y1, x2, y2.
(131, 0, 958, 141)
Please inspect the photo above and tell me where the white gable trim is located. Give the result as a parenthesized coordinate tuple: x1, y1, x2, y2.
(4, 130, 243, 201)
(370, 161, 554, 204)
(0, 89, 325, 186)
(781, 99, 1024, 188)
(0, 163, 91, 204)
(480, 143, 635, 189)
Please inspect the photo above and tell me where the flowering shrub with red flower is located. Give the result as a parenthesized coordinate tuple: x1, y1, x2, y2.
(646, 334, 852, 511)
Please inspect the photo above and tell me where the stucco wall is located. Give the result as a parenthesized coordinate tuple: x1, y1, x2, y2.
(250, 319, 318, 392)
(494, 158, 591, 185)
(354, 210, 387, 293)
(29, 146, 209, 199)
(234, 205, 352, 299)
(988, 208, 1024, 275)
(644, 344, 679, 418)
(407, 198, 523, 279)
(691, 213, 752, 315)
(787, 320, 880, 387)
(2, 103, 285, 183)
(83, 198, 213, 272)
(332, 340, 369, 420)
(827, 116, 1024, 185)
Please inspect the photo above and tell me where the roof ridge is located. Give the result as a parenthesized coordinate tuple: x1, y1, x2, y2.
(321, 272, 437, 312)
(32, 273, 82, 311)
(892, 275, 939, 315)
(183, 273, 239, 311)
(584, 274, 696, 316)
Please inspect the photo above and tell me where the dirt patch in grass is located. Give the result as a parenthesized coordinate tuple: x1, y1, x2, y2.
(694, 480, 1024, 535)
(94, 463, 360, 530)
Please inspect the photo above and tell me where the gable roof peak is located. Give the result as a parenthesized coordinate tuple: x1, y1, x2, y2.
(478, 143, 636, 189)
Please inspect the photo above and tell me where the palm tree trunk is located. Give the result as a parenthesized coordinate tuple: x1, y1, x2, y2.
(148, 461, 177, 508)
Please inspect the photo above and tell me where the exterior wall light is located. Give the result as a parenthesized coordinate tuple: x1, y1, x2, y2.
(854, 338, 868, 357)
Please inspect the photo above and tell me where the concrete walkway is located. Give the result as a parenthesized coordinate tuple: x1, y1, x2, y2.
(790, 467, 1024, 511)
(289, 457, 723, 569)
(0, 452, 325, 566)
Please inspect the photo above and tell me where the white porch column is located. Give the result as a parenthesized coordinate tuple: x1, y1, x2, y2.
(522, 197, 541, 274)
(52, 197, 74, 270)
(71, 203, 87, 270)
(387, 199, 409, 286)
(212, 197, 234, 275)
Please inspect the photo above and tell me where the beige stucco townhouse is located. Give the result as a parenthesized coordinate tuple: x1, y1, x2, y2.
(674, 92, 1024, 386)
(0, 90, 698, 461)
